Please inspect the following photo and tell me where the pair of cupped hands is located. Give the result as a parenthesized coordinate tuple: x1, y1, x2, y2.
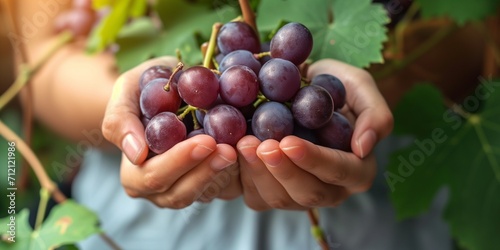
(102, 56, 393, 211)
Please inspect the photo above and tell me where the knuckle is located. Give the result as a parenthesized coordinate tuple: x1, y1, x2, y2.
(324, 167, 348, 184)
(266, 198, 291, 209)
(101, 112, 121, 144)
(143, 172, 166, 192)
(294, 192, 325, 207)
(157, 195, 192, 209)
(245, 200, 270, 211)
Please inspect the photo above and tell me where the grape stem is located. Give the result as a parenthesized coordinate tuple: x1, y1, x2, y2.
(238, 0, 258, 40)
(178, 105, 198, 120)
(254, 51, 270, 59)
(203, 23, 222, 69)
(253, 94, 268, 108)
(164, 62, 184, 92)
(307, 208, 330, 250)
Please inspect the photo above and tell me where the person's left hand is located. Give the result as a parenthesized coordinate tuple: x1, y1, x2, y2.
(237, 59, 394, 211)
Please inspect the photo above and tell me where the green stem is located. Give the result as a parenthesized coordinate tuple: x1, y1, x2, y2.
(178, 105, 198, 120)
(34, 188, 50, 231)
(254, 51, 270, 59)
(0, 31, 73, 110)
(374, 24, 457, 80)
(203, 23, 222, 69)
(164, 62, 184, 92)
(253, 94, 268, 108)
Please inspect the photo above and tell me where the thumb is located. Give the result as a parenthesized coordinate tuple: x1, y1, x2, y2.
(102, 56, 179, 164)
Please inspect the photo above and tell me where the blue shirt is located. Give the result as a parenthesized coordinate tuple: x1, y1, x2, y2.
(73, 135, 452, 250)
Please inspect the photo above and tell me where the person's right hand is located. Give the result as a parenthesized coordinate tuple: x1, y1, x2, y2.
(102, 57, 242, 208)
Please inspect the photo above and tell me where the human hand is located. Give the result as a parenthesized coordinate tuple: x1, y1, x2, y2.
(102, 57, 241, 208)
(237, 59, 394, 210)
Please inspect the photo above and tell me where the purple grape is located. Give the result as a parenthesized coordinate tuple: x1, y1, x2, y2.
(139, 65, 172, 91)
(315, 112, 353, 152)
(219, 50, 261, 75)
(252, 101, 294, 141)
(258, 58, 301, 102)
(291, 85, 334, 129)
(217, 22, 260, 55)
(270, 22, 313, 65)
(145, 112, 187, 154)
(140, 78, 182, 119)
(293, 123, 318, 144)
(187, 128, 206, 138)
(203, 104, 247, 146)
(177, 66, 219, 109)
(311, 74, 346, 110)
(219, 65, 259, 108)
(140, 116, 150, 128)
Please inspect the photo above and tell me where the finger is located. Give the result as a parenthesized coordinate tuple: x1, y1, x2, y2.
(279, 135, 377, 193)
(257, 139, 347, 208)
(237, 136, 303, 210)
(307, 59, 394, 158)
(121, 134, 217, 196)
(145, 143, 237, 208)
(237, 136, 272, 211)
(102, 56, 178, 164)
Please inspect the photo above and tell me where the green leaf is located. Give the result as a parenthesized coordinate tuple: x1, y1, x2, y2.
(257, 0, 389, 68)
(37, 200, 101, 248)
(0, 209, 32, 250)
(417, 0, 500, 25)
(86, 0, 148, 53)
(387, 81, 500, 250)
(0, 201, 101, 249)
(115, 1, 238, 72)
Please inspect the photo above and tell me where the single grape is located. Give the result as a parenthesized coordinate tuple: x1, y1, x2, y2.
(139, 65, 172, 91)
(219, 50, 261, 75)
(219, 65, 259, 107)
(177, 66, 220, 109)
(145, 112, 187, 154)
(259, 42, 272, 65)
(203, 104, 247, 146)
(258, 58, 301, 102)
(293, 123, 318, 144)
(217, 21, 260, 55)
(270, 22, 313, 65)
(252, 101, 294, 141)
(315, 112, 353, 152)
(311, 74, 346, 110)
(140, 78, 182, 119)
(188, 128, 206, 138)
(291, 85, 334, 129)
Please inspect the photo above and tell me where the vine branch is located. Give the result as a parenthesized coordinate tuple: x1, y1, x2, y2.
(0, 31, 73, 110)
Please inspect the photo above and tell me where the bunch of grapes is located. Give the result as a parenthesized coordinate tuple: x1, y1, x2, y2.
(138, 21, 353, 156)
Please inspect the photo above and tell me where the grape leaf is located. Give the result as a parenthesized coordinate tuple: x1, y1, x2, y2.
(386, 81, 500, 250)
(0, 210, 31, 250)
(417, 0, 500, 25)
(86, 0, 147, 53)
(114, 1, 238, 72)
(257, 0, 389, 68)
(0, 201, 101, 249)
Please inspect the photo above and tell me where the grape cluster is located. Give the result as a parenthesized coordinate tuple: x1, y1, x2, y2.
(138, 21, 353, 156)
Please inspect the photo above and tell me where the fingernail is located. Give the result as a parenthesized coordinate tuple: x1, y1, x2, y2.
(357, 129, 376, 158)
(281, 146, 304, 161)
(122, 134, 142, 163)
(258, 149, 282, 167)
(210, 154, 234, 171)
(191, 144, 214, 161)
(237, 145, 258, 163)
